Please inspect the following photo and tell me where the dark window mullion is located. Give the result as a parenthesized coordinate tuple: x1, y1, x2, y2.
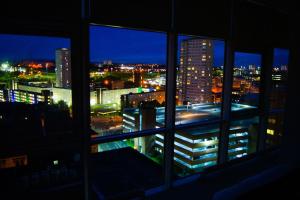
(258, 47, 273, 151)
(164, 0, 177, 189)
(71, 21, 91, 200)
(218, 40, 234, 165)
(218, 0, 235, 165)
(164, 31, 177, 189)
(90, 128, 167, 145)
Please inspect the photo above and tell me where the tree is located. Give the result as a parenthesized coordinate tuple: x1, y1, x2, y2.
(56, 100, 69, 111)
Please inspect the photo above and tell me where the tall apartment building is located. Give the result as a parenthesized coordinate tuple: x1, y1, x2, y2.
(178, 38, 213, 104)
(55, 48, 71, 88)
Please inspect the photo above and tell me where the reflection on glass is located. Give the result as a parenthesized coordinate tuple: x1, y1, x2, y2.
(266, 113, 285, 147)
(176, 36, 225, 125)
(89, 26, 167, 137)
(228, 117, 259, 160)
(270, 48, 288, 111)
(90, 135, 164, 198)
(267, 48, 289, 148)
(0, 34, 81, 192)
(231, 52, 262, 109)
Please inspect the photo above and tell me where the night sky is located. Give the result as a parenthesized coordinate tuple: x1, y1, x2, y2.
(0, 34, 70, 62)
(0, 27, 289, 67)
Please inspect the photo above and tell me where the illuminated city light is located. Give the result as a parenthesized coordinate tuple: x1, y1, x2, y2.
(267, 129, 274, 135)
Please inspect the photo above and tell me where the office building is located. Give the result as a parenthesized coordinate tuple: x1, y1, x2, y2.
(55, 48, 71, 88)
(178, 38, 213, 104)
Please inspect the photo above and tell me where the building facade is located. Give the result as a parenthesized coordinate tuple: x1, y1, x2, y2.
(178, 38, 214, 104)
(55, 48, 71, 88)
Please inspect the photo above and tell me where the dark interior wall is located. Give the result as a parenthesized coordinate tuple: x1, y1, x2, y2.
(233, 0, 290, 51)
(0, 0, 291, 48)
(1, 0, 82, 21)
(0, 0, 82, 37)
(281, 11, 300, 167)
(90, 0, 172, 32)
(174, 0, 230, 38)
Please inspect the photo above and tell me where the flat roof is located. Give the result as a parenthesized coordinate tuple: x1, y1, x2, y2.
(124, 103, 256, 127)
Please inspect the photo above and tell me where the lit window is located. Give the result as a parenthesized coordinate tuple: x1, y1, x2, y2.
(267, 129, 274, 135)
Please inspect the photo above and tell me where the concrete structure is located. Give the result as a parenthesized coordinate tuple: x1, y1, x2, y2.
(123, 103, 257, 171)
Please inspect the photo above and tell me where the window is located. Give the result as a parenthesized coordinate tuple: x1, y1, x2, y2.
(266, 48, 289, 148)
(231, 52, 262, 110)
(174, 124, 220, 176)
(228, 117, 259, 160)
(176, 35, 225, 125)
(88, 25, 166, 198)
(0, 34, 81, 191)
(89, 26, 167, 137)
(90, 134, 164, 197)
(171, 35, 224, 177)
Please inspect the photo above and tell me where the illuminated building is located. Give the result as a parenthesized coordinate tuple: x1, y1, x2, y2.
(0, 88, 51, 104)
(123, 101, 157, 154)
(123, 103, 257, 171)
(2, 84, 143, 108)
(55, 48, 71, 88)
(178, 38, 213, 104)
(121, 90, 165, 110)
(98, 87, 143, 106)
(0, 90, 7, 102)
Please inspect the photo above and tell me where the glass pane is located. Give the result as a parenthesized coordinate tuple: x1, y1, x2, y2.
(266, 113, 285, 147)
(266, 48, 289, 148)
(269, 49, 288, 110)
(90, 135, 164, 199)
(228, 117, 259, 160)
(89, 25, 167, 137)
(176, 35, 225, 125)
(231, 52, 262, 110)
(157, 123, 220, 177)
(0, 34, 81, 193)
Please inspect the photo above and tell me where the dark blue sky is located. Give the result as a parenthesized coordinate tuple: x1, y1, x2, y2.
(90, 26, 167, 64)
(273, 48, 289, 67)
(234, 52, 262, 67)
(0, 28, 289, 67)
(0, 34, 70, 62)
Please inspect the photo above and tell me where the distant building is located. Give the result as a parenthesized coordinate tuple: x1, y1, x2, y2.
(178, 38, 214, 104)
(55, 48, 71, 88)
(103, 60, 112, 65)
(0, 88, 51, 104)
(280, 65, 288, 71)
(2, 84, 145, 109)
(133, 69, 144, 87)
(121, 91, 165, 110)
